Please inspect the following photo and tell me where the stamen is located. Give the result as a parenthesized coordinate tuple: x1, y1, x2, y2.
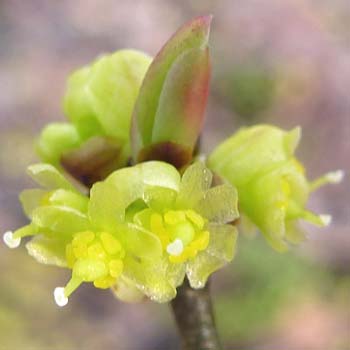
(310, 170, 345, 191)
(319, 214, 332, 227)
(166, 239, 184, 256)
(54, 287, 68, 307)
(3, 231, 21, 249)
(325, 170, 344, 184)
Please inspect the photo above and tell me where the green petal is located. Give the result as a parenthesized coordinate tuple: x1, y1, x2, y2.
(206, 223, 238, 262)
(138, 161, 180, 191)
(143, 186, 177, 212)
(36, 122, 81, 165)
(123, 255, 178, 303)
(88, 50, 152, 141)
(111, 276, 145, 303)
(27, 163, 75, 191)
(48, 189, 88, 213)
(89, 181, 124, 230)
(63, 66, 104, 139)
(195, 184, 239, 224)
(20, 189, 47, 218)
(118, 224, 162, 259)
(26, 234, 68, 267)
(285, 220, 306, 244)
(238, 169, 287, 244)
(31, 205, 89, 234)
(176, 162, 212, 208)
(186, 252, 225, 289)
(186, 224, 237, 288)
(106, 161, 180, 211)
(186, 224, 238, 288)
(208, 125, 297, 187)
(284, 127, 301, 156)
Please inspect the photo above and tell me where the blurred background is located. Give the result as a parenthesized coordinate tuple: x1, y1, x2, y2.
(0, 0, 349, 349)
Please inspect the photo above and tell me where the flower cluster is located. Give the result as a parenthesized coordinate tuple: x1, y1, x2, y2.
(4, 162, 238, 306)
(208, 125, 344, 251)
(3, 16, 343, 310)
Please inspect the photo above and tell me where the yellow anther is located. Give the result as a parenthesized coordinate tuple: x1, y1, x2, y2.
(185, 210, 205, 229)
(150, 213, 165, 232)
(73, 243, 88, 259)
(73, 258, 108, 281)
(150, 213, 169, 247)
(109, 259, 124, 278)
(169, 253, 188, 264)
(94, 275, 116, 289)
(73, 231, 95, 245)
(195, 231, 210, 250)
(164, 210, 186, 225)
(281, 178, 291, 197)
(88, 242, 106, 260)
(100, 232, 123, 255)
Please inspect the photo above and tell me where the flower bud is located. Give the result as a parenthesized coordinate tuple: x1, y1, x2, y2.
(208, 124, 343, 251)
(64, 49, 152, 142)
(37, 50, 151, 181)
(131, 16, 211, 168)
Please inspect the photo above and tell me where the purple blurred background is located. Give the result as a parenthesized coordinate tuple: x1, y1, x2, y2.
(0, 1, 349, 349)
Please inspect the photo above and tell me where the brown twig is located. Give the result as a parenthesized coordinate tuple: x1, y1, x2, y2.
(171, 278, 222, 350)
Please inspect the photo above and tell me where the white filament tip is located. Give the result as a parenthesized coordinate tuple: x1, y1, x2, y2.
(326, 170, 344, 184)
(319, 214, 332, 227)
(3, 231, 21, 248)
(54, 287, 68, 307)
(166, 239, 184, 256)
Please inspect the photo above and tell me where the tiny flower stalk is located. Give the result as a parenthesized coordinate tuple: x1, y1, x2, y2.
(208, 124, 344, 252)
(131, 16, 211, 168)
(37, 50, 152, 186)
(3, 161, 238, 306)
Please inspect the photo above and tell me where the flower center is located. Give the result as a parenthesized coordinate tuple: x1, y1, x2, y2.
(64, 231, 125, 296)
(147, 209, 209, 264)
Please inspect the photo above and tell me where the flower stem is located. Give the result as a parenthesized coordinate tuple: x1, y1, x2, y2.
(171, 278, 222, 350)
